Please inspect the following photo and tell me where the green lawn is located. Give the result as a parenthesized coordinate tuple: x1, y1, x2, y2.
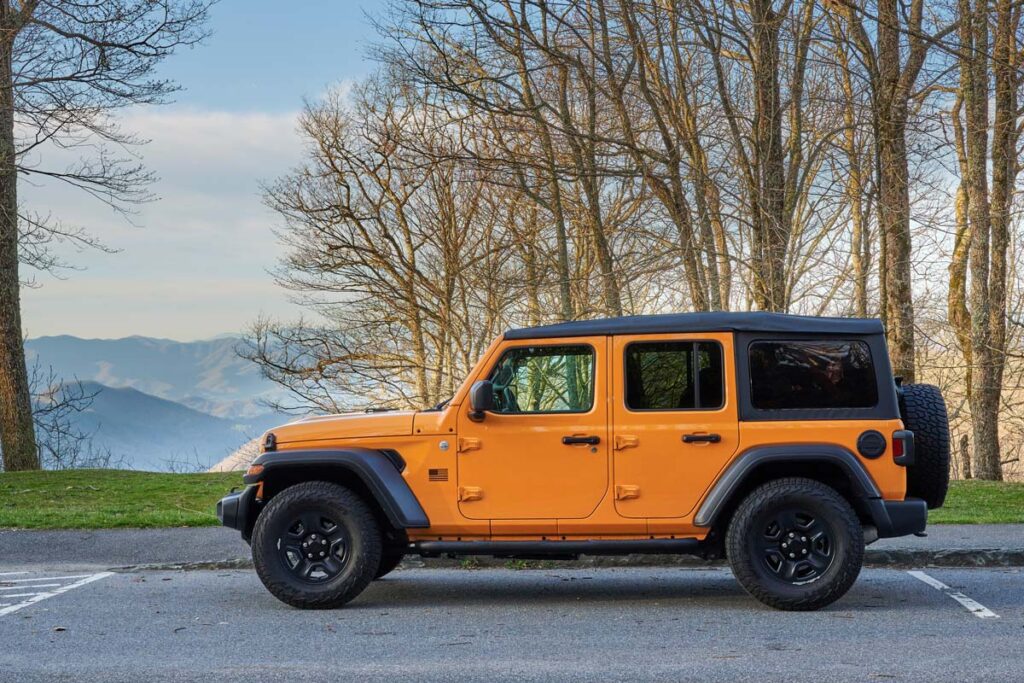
(0, 470, 1021, 529)
(0, 469, 242, 529)
(929, 480, 1024, 524)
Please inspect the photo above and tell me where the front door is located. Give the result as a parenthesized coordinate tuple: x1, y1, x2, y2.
(457, 337, 609, 520)
(611, 333, 739, 518)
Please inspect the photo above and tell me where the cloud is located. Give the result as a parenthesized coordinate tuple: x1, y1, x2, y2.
(20, 107, 309, 340)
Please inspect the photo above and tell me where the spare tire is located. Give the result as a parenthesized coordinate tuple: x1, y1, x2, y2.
(898, 383, 951, 509)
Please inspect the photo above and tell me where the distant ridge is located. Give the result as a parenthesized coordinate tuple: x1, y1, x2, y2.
(25, 335, 292, 470)
(62, 381, 283, 471)
(25, 334, 285, 419)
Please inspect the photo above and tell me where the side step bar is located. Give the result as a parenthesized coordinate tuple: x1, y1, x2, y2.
(410, 538, 703, 559)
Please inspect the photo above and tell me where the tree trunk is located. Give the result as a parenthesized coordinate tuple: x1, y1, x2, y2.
(948, 184, 972, 399)
(957, 0, 1008, 481)
(968, 0, 1017, 480)
(831, 26, 869, 317)
(876, 108, 915, 382)
(948, 95, 972, 401)
(0, 31, 39, 471)
(960, 434, 972, 480)
(749, 0, 789, 312)
(871, 0, 918, 382)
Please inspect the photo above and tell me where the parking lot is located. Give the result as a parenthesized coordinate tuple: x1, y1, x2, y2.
(0, 565, 1020, 682)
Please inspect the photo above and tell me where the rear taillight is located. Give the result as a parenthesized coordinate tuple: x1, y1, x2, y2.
(892, 430, 914, 466)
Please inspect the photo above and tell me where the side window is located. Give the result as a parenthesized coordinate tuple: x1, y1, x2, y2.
(488, 345, 594, 414)
(625, 341, 724, 411)
(749, 340, 878, 410)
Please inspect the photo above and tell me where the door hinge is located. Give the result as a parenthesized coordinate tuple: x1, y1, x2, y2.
(458, 437, 481, 453)
(615, 484, 641, 500)
(614, 434, 639, 450)
(458, 486, 484, 502)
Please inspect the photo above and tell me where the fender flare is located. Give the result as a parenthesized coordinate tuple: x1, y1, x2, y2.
(693, 444, 882, 528)
(245, 448, 430, 528)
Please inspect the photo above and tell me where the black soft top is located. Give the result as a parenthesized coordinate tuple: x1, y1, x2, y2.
(504, 311, 884, 340)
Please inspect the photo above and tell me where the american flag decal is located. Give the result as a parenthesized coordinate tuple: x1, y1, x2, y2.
(428, 468, 448, 482)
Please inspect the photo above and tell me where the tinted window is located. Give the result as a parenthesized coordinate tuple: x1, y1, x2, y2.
(749, 340, 877, 410)
(488, 345, 594, 413)
(625, 341, 723, 410)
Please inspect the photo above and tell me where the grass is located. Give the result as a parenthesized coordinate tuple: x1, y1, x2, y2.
(0, 469, 242, 529)
(0, 470, 1021, 529)
(928, 480, 1024, 524)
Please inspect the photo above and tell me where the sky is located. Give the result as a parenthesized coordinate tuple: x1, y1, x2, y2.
(21, 0, 389, 341)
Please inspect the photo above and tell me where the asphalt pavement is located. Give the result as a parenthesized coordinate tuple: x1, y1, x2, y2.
(0, 566, 1020, 682)
(1, 524, 1022, 571)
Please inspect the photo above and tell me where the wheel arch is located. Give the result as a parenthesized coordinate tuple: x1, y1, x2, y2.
(694, 445, 882, 535)
(247, 448, 430, 535)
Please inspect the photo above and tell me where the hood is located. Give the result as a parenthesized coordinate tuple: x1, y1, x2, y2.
(269, 410, 417, 445)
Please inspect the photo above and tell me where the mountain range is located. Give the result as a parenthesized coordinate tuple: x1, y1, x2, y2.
(25, 335, 292, 471)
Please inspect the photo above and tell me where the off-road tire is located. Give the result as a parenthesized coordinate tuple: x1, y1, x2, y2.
(899, 383, 951, 509)
(374, 551, 406, 579)
(726, 477, 864, 611)
(252, 481, 381, 609)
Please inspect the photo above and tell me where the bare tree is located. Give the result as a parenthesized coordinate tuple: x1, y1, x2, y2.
(237, 0, 1024, 484)
(0, 0, 212, 471)
(247, 78, 509, 410)
(834, 0, 959, 382)
(951, 0, 1020, 479)
(27, 362, 120, 470)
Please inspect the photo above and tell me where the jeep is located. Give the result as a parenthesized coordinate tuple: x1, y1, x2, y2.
(217, 312, 950, 611)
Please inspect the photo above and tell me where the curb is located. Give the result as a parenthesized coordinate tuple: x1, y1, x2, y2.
(113, 548, 1024, 573)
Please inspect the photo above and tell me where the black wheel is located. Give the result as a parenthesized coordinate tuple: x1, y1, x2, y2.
(726, 478, 864, 611)
(899, 383, 951, 509)
(374, 550, 405, 579)
(251, 481, 381, 609)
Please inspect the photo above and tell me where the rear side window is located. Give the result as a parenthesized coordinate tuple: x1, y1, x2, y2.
(748, 340, 877, 410)
(625, 341, 724, 410)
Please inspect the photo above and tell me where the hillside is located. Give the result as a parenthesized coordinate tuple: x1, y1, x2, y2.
(68, 381, 284, 471)
(25, 335, 284, 419)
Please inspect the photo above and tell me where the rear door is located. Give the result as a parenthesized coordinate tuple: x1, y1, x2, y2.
(610, 332, 739, 518)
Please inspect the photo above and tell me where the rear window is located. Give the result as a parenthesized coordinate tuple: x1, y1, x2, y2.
(748, 340, 877, 410)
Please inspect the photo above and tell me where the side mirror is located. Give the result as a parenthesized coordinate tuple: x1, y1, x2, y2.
(468, 380, 495, 421)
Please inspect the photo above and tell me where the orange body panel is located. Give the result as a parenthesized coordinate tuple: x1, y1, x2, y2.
(264, 330, 907, 542)
(456, 335, 609, 521)
(610, 332, 740, 519)
(737, 420, 907, 500)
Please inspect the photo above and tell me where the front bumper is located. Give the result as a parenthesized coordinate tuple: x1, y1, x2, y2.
(217, 485, 258, 535)
(869, 497, 928, 538)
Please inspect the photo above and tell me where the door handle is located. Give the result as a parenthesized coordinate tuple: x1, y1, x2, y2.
(562, 435, 601, 445)
(682, 433, 721, 444)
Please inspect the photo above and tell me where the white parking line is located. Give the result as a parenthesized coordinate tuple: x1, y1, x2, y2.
(0, 574, 96, 583)
(0, 583, 61, 590)
(908, 570, 1000, 619)
(0, 572, 28, 577)
(0, 572, 114, 617)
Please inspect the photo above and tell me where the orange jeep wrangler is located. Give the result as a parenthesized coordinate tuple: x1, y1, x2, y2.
(218, 312, 950, 611)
